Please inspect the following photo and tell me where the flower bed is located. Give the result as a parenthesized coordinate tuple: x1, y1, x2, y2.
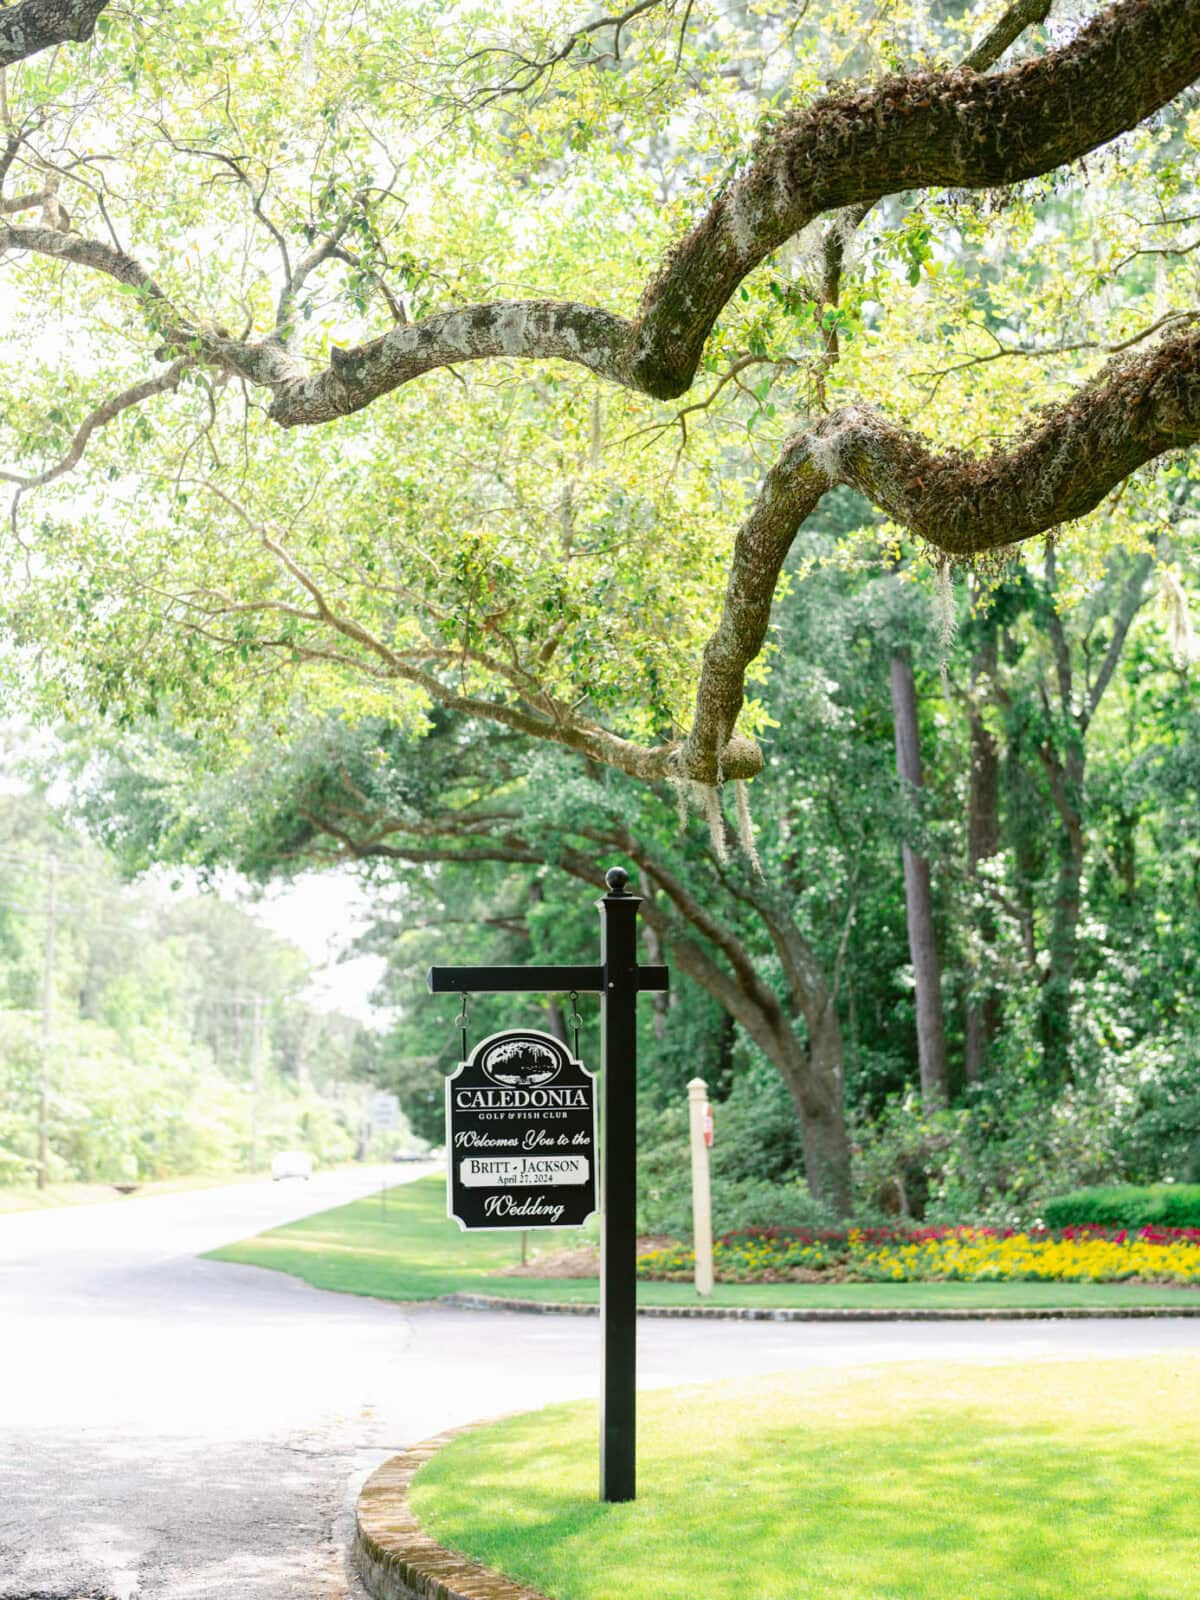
(635, 1224, 1200, 1285)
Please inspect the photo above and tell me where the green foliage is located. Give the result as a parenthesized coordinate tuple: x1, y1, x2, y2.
(0, 778, 377, 1185)
(1108, 1041, 1200, 1184)
(1042, 1185, 1200, 1231)
(2, 0, 1200, 1226)
(638, 1067, 832, 1236)
(851, 1078, 1127, 1228)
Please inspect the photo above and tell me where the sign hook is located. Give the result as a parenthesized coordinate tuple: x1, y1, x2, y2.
(568, 990, 583, 1059)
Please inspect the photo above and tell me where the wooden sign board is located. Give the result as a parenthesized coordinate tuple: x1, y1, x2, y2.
(445, 1028, 598, 1231)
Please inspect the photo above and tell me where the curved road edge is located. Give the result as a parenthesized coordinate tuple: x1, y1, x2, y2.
(438, 1291, 1200, 1321)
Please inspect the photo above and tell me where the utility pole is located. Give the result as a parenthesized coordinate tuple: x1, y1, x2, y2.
(37, 854, 57, 1191)
(250, 992, 262, 1174)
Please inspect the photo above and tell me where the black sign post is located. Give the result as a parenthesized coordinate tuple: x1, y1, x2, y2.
(428, 864, 667, 1504)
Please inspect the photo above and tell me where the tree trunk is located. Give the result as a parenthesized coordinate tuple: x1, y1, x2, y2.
(1038, 751, 1085, 1090)
(1003, 698, 1042, 974)
(797, 1004, 853, 1217)
(544, 997, 569, 1044)
(890, 649, 949, 1105)
(965, 627, 1001, 1083)
(644, 897, 854, 1217)
(663, 931, 855, 1217)
(771, 1004, 852, 1218)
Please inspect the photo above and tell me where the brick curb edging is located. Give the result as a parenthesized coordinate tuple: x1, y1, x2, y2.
(355, 1428, 551, 1600)
(438, 1291, 1200, 1321)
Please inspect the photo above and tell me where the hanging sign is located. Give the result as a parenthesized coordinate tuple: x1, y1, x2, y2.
(446, 1028, 597, 1231)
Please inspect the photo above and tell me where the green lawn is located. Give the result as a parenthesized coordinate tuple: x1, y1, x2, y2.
(459, 1277, 1199, 1309)
(208, 1172, 584, 1300)
(208, 1174, 1200, 1310)
(410, 1355, 1200, 1600)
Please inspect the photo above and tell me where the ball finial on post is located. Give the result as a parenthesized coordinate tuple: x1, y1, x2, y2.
(604, 865, 630, 896)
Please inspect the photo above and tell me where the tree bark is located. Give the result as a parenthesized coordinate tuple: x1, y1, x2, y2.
(637, 870, 671, 1039)
(616, 854, 854, 1216)
(663, 916, 853, 1216)
(1037, 758, 1085, 1091)
(0, 0, 111, 67)
(778, 1000, 853, 1218)
(965, 625, 1002, 1083)
(890, 650, 949, 1106)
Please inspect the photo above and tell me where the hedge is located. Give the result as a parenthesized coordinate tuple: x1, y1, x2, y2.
(1042, 1185, 1200, 1230)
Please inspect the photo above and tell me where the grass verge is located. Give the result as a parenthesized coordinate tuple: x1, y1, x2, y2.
(208, 1175, 1200, 1309)
(208, 1171, 583, 1300)
(410, 1355, 1200, 1600)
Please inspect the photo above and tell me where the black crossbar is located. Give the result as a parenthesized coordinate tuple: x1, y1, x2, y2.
(428, 964, 605, 993)
(427, 963, 670, 994)
(636, 966, 669, 991)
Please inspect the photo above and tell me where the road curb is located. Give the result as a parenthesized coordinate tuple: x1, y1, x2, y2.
(354, 1428, 550, 1600)
(438, 1291, 1200, 1321)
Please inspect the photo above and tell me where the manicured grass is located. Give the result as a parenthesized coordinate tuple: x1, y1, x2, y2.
(466, 1276, 1199, 1309)
(208, 1172, 582, 1300)
(411, 1355, 1200, 1600)
(209, 1175, 1200, 1309)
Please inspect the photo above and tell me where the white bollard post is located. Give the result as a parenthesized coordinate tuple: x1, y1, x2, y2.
(687, 1077, 714, 1297)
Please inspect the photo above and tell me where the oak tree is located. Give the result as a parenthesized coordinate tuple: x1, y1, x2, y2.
(3, 0, 1200, 1206)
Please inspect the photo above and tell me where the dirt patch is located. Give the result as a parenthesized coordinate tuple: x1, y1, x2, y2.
(496, 1236, 677, 1278)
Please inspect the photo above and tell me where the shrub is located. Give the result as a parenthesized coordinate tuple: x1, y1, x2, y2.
(707, 1175, 835, 1234)
(851, 1078, 1130, 1228)
(1109, 1046, 1200, 1183)
(636, 1069, 832, 1237)
(1042, 1185, 1200, 1230)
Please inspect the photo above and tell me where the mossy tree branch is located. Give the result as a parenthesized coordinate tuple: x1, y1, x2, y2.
(0, 0, 111, 67)
(678, 320, 1200, 780)
(2, 0, 1197, 421)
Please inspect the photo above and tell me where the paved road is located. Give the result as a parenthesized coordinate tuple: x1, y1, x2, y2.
(2, 1171, 1198, 1600)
